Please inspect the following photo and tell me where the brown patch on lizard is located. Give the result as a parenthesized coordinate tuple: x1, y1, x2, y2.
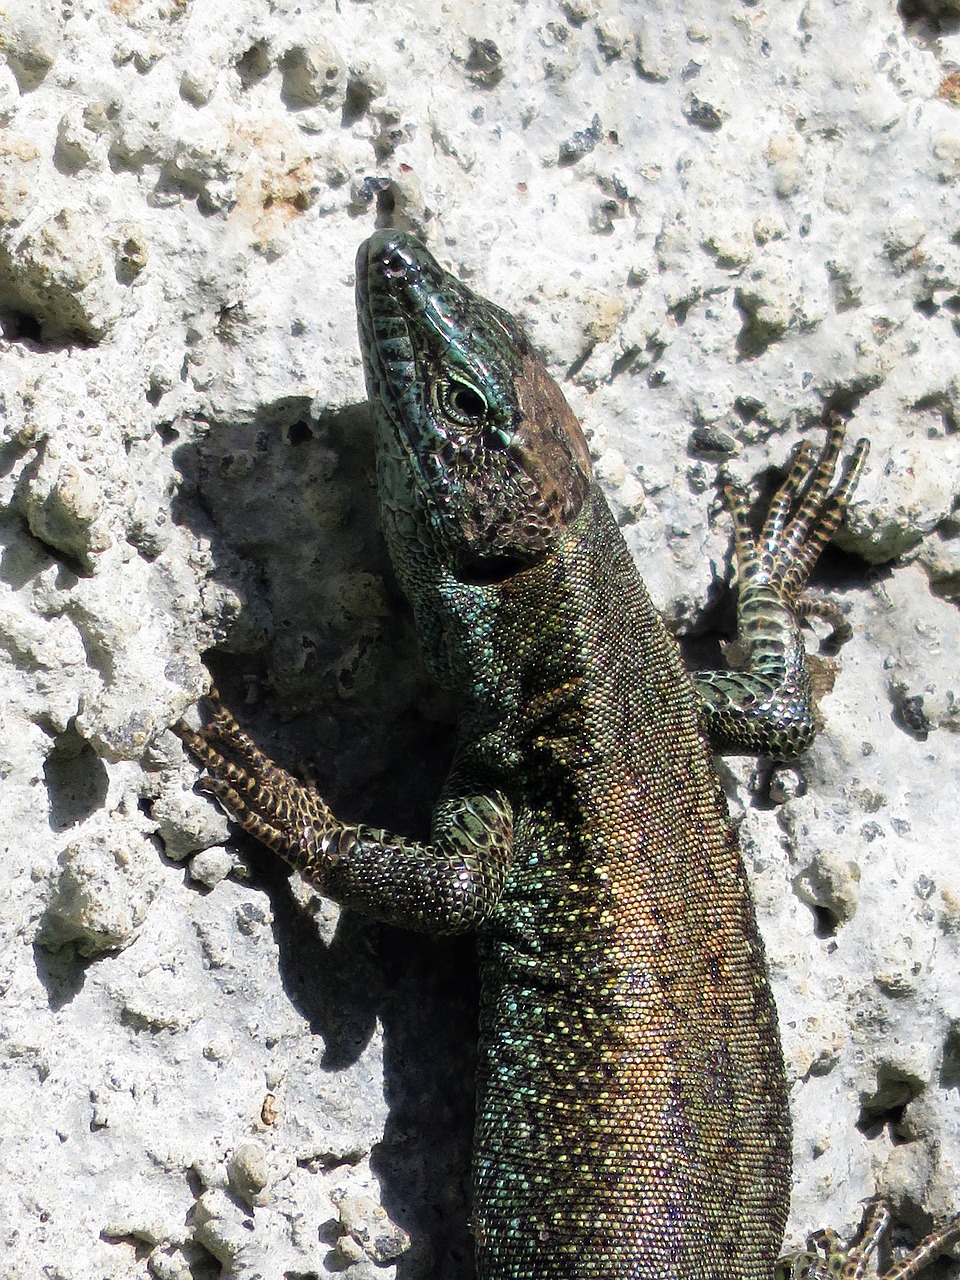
(512, 352, 593, 530)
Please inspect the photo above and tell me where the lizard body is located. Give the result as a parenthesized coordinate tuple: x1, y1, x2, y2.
(178, 231, 959, 1279)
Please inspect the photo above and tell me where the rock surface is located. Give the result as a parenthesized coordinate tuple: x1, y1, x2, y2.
(1, 1, 959, 1277)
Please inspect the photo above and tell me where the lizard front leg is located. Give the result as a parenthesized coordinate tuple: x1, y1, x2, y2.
(695, 418, 869, 759)
(698, 429, 960, 1277)
(175, 692, 513, 934)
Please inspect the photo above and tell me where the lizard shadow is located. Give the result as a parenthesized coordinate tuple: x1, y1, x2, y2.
(171, 399, 478, 1280)
(241, 835, 478, 1280)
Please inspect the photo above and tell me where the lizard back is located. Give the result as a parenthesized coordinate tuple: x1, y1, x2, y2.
(470, 486, 790, 1279)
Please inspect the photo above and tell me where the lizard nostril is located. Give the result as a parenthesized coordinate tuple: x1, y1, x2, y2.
(379, 240, 412, 279)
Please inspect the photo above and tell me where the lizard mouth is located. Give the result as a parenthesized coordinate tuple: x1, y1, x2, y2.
(354, 230, 439, 430)
(355, 229, 441, 489)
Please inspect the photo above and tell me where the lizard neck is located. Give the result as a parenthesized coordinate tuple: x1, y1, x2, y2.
(382, 476, 696, 774)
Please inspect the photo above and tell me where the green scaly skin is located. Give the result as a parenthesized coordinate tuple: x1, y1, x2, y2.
(177, 231, 960, 1279)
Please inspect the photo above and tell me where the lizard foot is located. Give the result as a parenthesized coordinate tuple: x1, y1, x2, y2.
(174, 688, 332, 859)
(696, 420, 869, 757)
(719, 416, 869, 647)
(775, 1200, 960, 1280)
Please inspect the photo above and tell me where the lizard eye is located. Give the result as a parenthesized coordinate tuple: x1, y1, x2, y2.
(436, 378, 488, 427)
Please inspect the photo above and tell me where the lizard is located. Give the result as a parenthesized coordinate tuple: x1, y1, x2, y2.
(176, 229, 960, 1279)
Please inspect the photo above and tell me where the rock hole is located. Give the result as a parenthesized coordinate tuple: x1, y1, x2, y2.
(811, 904, 840, 939)
(0, 307, 44, 344)
(822, 382, 880, 419)
(43, 724, 109, 832)
(343, 76, 375, 126)
(236, 41, 271, 89)
(287, 420, 313, 446)
(940, 1024, 960, 1089)
(898, 0, 960, 36)
(856, 1066, 923, 1141)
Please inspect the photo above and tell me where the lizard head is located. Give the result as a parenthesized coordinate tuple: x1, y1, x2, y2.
(356, 230, 593, 585)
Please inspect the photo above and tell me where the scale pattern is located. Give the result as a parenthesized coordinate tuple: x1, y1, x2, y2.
(468, 486, 789, 1277)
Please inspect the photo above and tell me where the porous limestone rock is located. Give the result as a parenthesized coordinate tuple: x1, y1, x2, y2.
(1, 2, 959, 1278)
